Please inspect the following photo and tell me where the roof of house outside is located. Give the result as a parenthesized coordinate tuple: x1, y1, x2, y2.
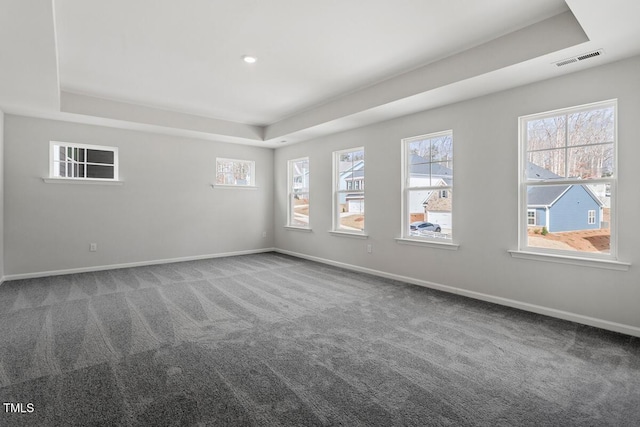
(409, 155, 453, 177)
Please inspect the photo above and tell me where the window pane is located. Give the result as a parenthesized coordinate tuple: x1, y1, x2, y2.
(53, 146, 63, 162)
(409, 189, 452, 239)
(54, 161, 66, 177)
(527, 116, 566, 151)
(216, 160, 231, 184)
(338, 154, 364, 191)
(338, 194, 364, 231)
(335, 148, 364, 232)
(292, 159, 309, 184)
(234, 161, 252, 185)
(526, 150, 566, 180)
(291, 192, 309, 227)
(567, 144, 614, 179)
(339, 151, 364, 188)
(86, 164, 115, 179)
(216, 159, 253, 185)
(408, 139, 431, 160)
(568, 107, 614, 146)
(87, 149, 115, 165)
(526, 184, 609, 254)
(430, 134, 453, 163)
(408, 136, 453, 187)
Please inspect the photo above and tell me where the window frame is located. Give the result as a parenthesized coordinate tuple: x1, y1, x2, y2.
(215, 157, 256, 188)
(517, 99, 618, 261)
(527, 209, 537, 226)
(49, 141, 119, 181)
(587, 209, 596, 225)
(332, 147, 366, 236)
(287, 157, 310, 229)
(400, 130, 454, 242)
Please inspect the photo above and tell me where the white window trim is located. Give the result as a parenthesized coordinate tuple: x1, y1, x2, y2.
(527, 209, 537, 226)
(588, 210, 596, 225)
(401, 130, 455, 246)
(287, 157, 310, 229)
(214, 157, 256, 187)
(514, 99, 621, 264)
(284, 225, 313, 232)
(395, 237, 459, 250)
(508, 250, 630, 271)
(332, 147, 366, 236)
(329, 230, 369, 239)
(43, 178, 123, 185)
(211, 184, 258, 190)
(48, 141, 120, 183)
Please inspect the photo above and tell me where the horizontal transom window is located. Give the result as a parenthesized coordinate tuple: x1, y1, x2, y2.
(50, 141, 118, 180)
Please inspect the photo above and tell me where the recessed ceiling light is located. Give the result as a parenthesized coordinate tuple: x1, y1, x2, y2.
(243, 55, 257, 64)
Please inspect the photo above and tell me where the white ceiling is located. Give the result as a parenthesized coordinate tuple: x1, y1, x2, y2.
(2, 0, 640, 147)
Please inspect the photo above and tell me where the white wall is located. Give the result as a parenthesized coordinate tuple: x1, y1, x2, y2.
(4, 116, 274, 276)
(274, 55, 640, 334)
(0, 110, 4, 280)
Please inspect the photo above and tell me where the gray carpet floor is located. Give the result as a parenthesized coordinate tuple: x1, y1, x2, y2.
(0, 252, 638, 426)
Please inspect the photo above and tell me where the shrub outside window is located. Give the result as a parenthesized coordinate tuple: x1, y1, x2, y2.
(519, 100, 616, 258)
(402, 131, 453, 240)
(288, 158, 310, 228)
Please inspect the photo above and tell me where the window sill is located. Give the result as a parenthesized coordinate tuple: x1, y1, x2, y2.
(395, 238, 459, 250)
(43, 177, 123, 185)
(211, 184, 257, 190)
(328, 230, 369, 239)
(284, 226, 312, 232)
(508, 250, 630, 271)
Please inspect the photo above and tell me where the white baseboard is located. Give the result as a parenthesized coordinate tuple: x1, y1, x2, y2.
(275, 249, 640, 338)
(2, 247, 277, 282)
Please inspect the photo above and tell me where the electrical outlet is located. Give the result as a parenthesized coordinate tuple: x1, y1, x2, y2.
(90, 243, 97, 252)
(367, 244, 372, 253)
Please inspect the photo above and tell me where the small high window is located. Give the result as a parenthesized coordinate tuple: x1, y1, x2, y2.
(50, 142, 118, 180)
(216, 158, 255, 186)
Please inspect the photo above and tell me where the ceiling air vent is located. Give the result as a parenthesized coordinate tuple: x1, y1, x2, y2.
(554, 49, 603, 67)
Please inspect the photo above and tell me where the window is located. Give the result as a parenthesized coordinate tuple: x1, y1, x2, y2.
(527, 210, 537, 226)
(50, 142, 118, 180)
(216, 158, 255, 186)
(402, 131, 453, 240)
(288, 158, 310, 228)
(519, 100, 616, 258)
(333, 147, 365, 233)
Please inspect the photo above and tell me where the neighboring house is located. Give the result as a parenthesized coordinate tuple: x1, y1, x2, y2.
(408, 155, 453, 228)
(339, 160, 365, 213)
(526, 163, 604, 232)
(422, 188, 452, 229)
